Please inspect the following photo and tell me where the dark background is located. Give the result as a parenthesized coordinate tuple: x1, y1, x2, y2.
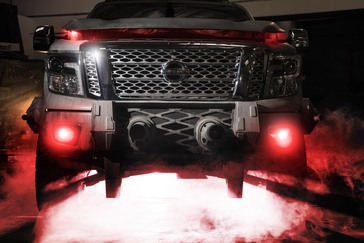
(259, 9, 364, 115)
(0, 4, 24, 59)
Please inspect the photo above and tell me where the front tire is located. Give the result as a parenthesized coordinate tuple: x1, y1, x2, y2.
(274, 135, 307, 179)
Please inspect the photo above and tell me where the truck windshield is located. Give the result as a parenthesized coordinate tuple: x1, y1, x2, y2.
(88, 2, 251, 21)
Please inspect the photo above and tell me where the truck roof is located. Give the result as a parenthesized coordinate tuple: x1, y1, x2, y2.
(104, 0, 229, 2)
(87, 0, 252, 21)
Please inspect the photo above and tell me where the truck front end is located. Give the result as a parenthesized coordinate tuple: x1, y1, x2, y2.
(24, 0, 317, 208)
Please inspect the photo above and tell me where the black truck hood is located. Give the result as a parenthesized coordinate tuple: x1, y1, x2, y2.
(63, 18, 285, 33)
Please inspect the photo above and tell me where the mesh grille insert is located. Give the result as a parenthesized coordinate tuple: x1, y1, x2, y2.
(126, 108, 233, 153)
(109, 47, 242, 100)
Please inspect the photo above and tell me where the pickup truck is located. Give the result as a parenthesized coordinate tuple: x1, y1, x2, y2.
(23, 0, 317, 209)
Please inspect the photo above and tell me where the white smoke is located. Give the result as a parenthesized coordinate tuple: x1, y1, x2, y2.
(306, 109, 364, 198)
(0, 155, 38, 235)
(33, 108, 364, 243)
(34, 173, 311, 243)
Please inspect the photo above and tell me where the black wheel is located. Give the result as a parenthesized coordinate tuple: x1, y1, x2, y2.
(35, 135, 84, 210)
(289, 147, 307, 179)
(276, 135, 307, 179)
(224, 161, 245, 198)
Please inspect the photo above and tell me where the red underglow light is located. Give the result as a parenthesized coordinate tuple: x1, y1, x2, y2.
(270, 128, 293, 148)
(54, 126, 76, 144)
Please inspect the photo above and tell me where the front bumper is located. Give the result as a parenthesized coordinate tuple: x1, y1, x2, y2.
(93, 100, 260, 154)
(26, 98, 317, 165)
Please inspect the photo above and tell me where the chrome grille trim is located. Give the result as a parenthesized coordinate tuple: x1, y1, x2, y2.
(247, 51, 267, 100)
(84, 51, 101, 97)
(109, 46, 242, 100)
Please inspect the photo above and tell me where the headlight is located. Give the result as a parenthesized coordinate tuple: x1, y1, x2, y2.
(265, 54, 301, 98)
(47, 54, 84, 96)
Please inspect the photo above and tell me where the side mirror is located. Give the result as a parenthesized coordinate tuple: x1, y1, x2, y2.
(33, 25, 55, 52)
(289, 28, 309, 48)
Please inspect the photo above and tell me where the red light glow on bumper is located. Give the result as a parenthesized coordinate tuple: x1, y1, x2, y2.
(54, 125, 80, 145)
(270, 128, 293, 148)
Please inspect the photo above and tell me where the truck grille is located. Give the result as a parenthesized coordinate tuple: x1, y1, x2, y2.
(109, 46, 242, 100)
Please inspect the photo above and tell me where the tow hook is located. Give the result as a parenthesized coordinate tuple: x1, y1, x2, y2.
(127, 116, 156, 151)
(195, 117, 228, 151)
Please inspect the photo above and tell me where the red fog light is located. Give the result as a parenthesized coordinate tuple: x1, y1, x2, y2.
(270, 128, 293, 148)
(54, 125, 80, 145)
